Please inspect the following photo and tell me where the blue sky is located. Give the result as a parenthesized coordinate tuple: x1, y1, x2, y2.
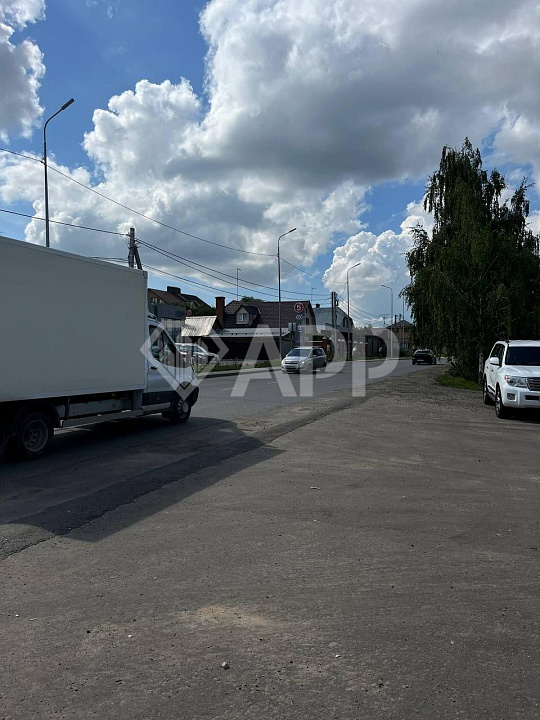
(1, 0, 539, 326)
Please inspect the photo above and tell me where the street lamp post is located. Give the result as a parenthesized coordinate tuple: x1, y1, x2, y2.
(346, 262, 361, 361)
(277, 227, 296, 358)
(381, 284, 394, 357)
(43, 98, 74, 248)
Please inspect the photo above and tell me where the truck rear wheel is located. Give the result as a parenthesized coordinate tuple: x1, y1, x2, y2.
(165, 395, 191, 424)
(13, 411, 54, 460)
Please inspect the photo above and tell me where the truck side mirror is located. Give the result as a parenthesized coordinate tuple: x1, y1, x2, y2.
(489, 356, 501, 366)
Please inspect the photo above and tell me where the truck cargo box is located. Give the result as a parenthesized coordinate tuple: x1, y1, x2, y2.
(0, 236, 148, 402)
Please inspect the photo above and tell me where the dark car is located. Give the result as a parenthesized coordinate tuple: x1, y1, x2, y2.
(412, 349, 437, 365)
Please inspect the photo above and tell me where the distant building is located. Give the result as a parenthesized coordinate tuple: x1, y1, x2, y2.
(385, 319, 414, 351)
(148, 285, 209, 312)
(313, 304, 353, 360)
(214, 297, 317, 360)
(148, 285, 211, 340)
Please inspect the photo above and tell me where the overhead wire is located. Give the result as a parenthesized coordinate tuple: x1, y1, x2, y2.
(336, 292, 376, 320)
(0, 146, 272, 256)
(139, 242, 321, 301)
(136, 237, 329, 300)
(0, 146, 343, 303)
(0, 146, 336, 280)
(0, 207, 127, 236)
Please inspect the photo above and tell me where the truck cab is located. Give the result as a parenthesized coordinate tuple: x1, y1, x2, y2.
(144, 318, 199, 418)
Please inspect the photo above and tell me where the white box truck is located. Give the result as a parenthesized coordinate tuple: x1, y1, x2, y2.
(0, 235, 199, 459)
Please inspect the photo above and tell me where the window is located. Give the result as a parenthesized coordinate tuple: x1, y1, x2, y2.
(492, 343, 505, 361)
(506, 346, 540, 366)
(149, 326, 179, 367)
(237, 311, 249, 323)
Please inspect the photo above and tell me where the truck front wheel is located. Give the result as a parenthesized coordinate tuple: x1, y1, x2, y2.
(165, 395, 191, 424)
(13, 411, 54, 460)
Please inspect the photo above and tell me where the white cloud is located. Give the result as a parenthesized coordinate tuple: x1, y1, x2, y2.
(0, 0, 45, 140)
(2, 0, 540, 302)
(322, 200, 432, 318)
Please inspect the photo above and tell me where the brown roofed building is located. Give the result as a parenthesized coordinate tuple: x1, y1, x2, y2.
(148, 285, 209, 311)
(212, 298, 317, 360)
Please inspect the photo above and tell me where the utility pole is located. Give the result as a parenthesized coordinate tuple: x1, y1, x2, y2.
(381, 285, 394, 358)
(346, 262, 361, 361)
(236, 269, 241, 301)
(331, 291, 338, 359)
(277, 227, 296, 358)
(399, 312, 404, 352)
(127, 228, 142, 270)
(128, 227, 135, 268)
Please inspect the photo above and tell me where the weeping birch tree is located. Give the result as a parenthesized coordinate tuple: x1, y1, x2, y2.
(403, 139, 540, 379)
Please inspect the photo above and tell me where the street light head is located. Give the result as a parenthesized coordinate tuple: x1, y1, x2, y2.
(60, 98, 75, 111)
(289, 228, 296, 233)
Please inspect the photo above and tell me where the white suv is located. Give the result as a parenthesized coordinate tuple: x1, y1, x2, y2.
(482, 340, 540, 418)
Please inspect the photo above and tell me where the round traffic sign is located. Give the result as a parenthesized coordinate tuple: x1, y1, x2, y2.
(294, 302, 304, 313)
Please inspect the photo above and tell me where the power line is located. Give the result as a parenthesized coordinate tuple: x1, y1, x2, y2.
(280, 257, 324, 280)
(142, 263, 237, 299)
(0, 146, 335, 281)
(0, 146, 336, 291)
(136, 237, 329, 300)
(336, 292, 375, 320)
(0, 146, 273, 257)
(139, 241, 321, 301)
(0, 207, 127, 236)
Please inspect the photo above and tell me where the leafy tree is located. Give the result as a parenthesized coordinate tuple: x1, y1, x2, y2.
(403, 139, 540, 379)
(241, 296, 264, 303)
(190, 305, 215, 316)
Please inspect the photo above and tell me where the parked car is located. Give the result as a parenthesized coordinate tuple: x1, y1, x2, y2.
(281, 347, 327, 374)
(482, 340, 540, 419)
(412, 349, 437, 365)
(176, 343, 219, 368)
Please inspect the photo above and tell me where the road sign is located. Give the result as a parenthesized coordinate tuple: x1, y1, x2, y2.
(294, 302, 304, 313)
(295, 314, 302, 320)
(186, 310, 193, 317)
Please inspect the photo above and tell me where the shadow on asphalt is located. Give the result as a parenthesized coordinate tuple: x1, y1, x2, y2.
(0, 414, 283, 557)
(506, 409, 540, 424)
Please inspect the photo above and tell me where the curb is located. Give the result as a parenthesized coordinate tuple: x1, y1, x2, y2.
(202, 366, 281, 379)
(201, 357, 413, 379)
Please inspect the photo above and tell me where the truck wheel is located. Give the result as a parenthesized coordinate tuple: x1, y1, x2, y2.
(166, 396, 191, 424)
(495, 386, 510, 419)
(14, 411, 54, 460)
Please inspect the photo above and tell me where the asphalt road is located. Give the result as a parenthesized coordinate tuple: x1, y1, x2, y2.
(0, 359, 434, 559)
(1, 367, 539, 719)
(196, 357, 432, 419)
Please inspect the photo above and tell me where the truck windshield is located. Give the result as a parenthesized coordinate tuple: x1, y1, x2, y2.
(506, 346, 540, 366)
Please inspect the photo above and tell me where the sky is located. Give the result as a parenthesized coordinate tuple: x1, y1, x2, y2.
(1, 0, 540, 326)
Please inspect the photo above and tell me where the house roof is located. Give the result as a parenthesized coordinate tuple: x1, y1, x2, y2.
(224, 300, 315, 328)
(386, 319, 413, 330)
(238, 304, 261, 316)
(148, 287, 208, 307)
(182, 315, 218, 337)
